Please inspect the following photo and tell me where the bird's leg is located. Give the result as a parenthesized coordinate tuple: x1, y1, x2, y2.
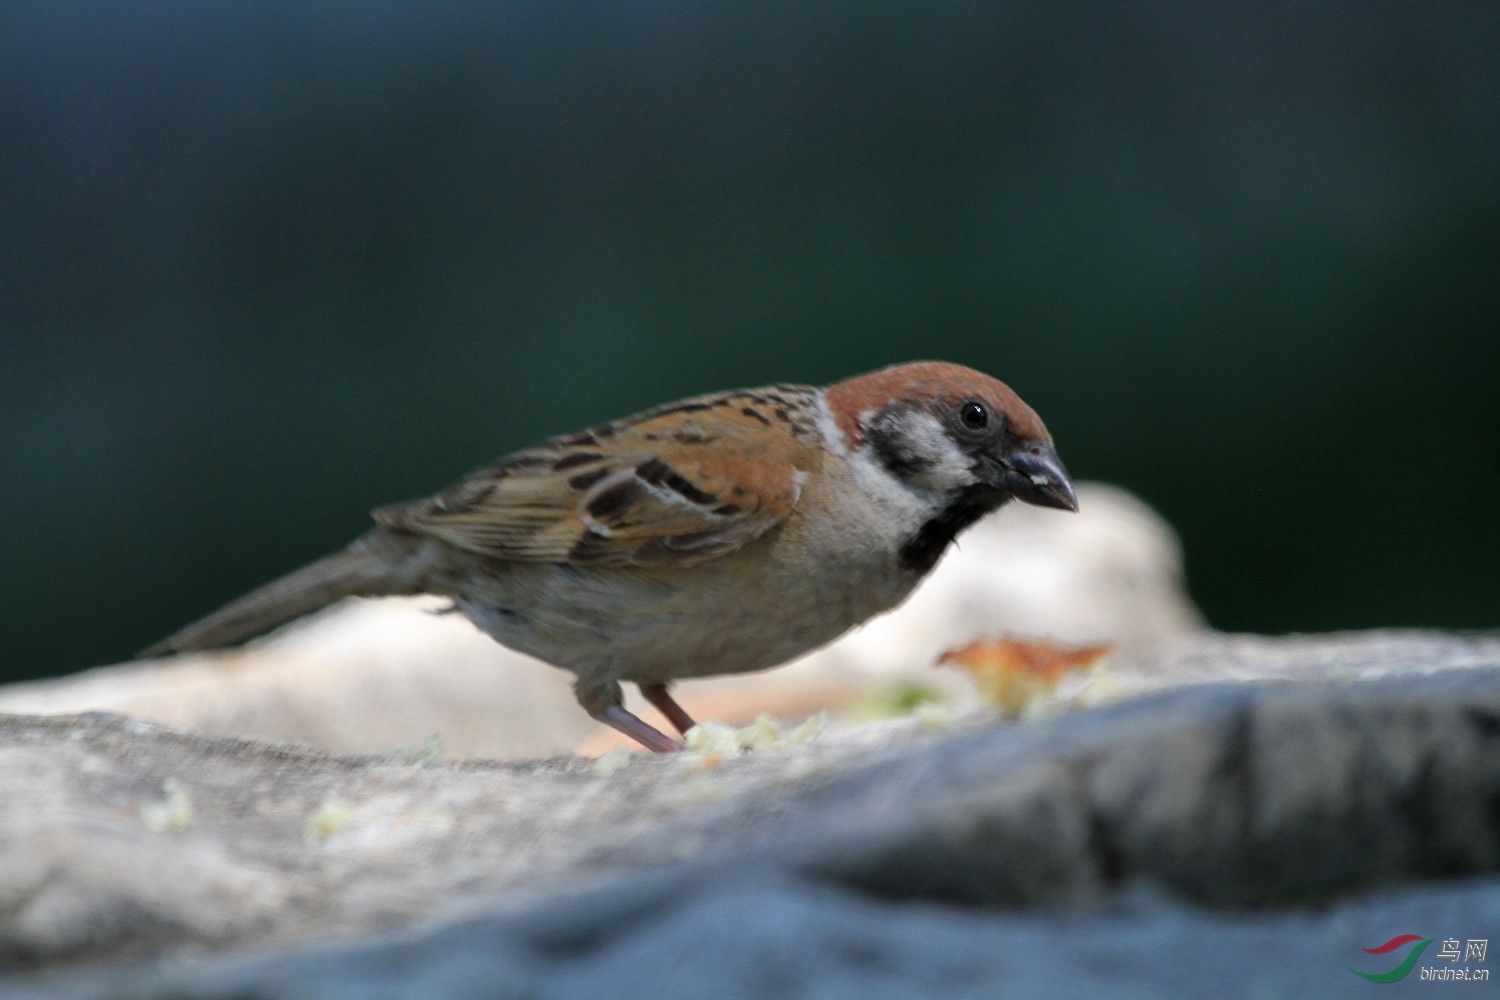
(576, 681, 682, 752)
(590, 703, 683, 753)
(638, 682, 697, 736)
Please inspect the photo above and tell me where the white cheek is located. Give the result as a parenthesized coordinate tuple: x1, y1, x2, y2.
(900, 412, 977, 492)
(843, 447, 939, 542)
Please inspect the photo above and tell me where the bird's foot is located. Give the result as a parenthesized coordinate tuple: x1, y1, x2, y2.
(591, 703, 683, 753)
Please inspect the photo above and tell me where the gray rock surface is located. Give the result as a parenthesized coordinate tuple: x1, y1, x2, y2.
(3, 630, 1500, 997)
(21, 874, 1500, 1000)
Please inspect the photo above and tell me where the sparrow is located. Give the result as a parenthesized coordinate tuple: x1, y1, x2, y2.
(142, 360, 1077, 752)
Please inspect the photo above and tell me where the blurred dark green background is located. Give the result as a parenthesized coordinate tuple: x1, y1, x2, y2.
(3, 2, 1497, 684)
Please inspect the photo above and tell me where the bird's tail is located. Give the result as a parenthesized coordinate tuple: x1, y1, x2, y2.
(139, 529, 430, 657)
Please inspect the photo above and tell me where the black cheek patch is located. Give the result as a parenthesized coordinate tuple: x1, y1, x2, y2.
(867, 412, 936, 480)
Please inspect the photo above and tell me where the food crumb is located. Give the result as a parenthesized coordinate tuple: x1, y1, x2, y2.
(913, 702, 957, 731)
(683, 710, 827, 766)
(141, 778, 194, 833)
(392, 733, 444, 763)
(1071, 664, 1128, 708)
(305, 798, 353, 841)
(738, 714, 784, 751)
(784, 710, 827, 746)
(683, 720, 742, 767)
(592, 746, 633, 776)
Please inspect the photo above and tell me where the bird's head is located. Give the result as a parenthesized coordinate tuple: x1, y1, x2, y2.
(825, 360, 1077, 571)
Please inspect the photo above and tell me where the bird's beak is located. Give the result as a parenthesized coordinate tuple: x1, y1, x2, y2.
(1000, 442, 1079, 512)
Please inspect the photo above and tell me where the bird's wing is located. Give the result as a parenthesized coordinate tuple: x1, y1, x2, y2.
(372, 393, 816, 568)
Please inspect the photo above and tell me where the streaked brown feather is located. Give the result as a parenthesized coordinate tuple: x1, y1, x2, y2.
(372, 389, 820, 568)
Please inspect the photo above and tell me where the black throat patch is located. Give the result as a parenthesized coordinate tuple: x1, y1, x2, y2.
(898, 485, 1009, 575)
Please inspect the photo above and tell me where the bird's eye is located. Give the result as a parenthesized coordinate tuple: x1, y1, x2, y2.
(958, 401, 989, 430)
